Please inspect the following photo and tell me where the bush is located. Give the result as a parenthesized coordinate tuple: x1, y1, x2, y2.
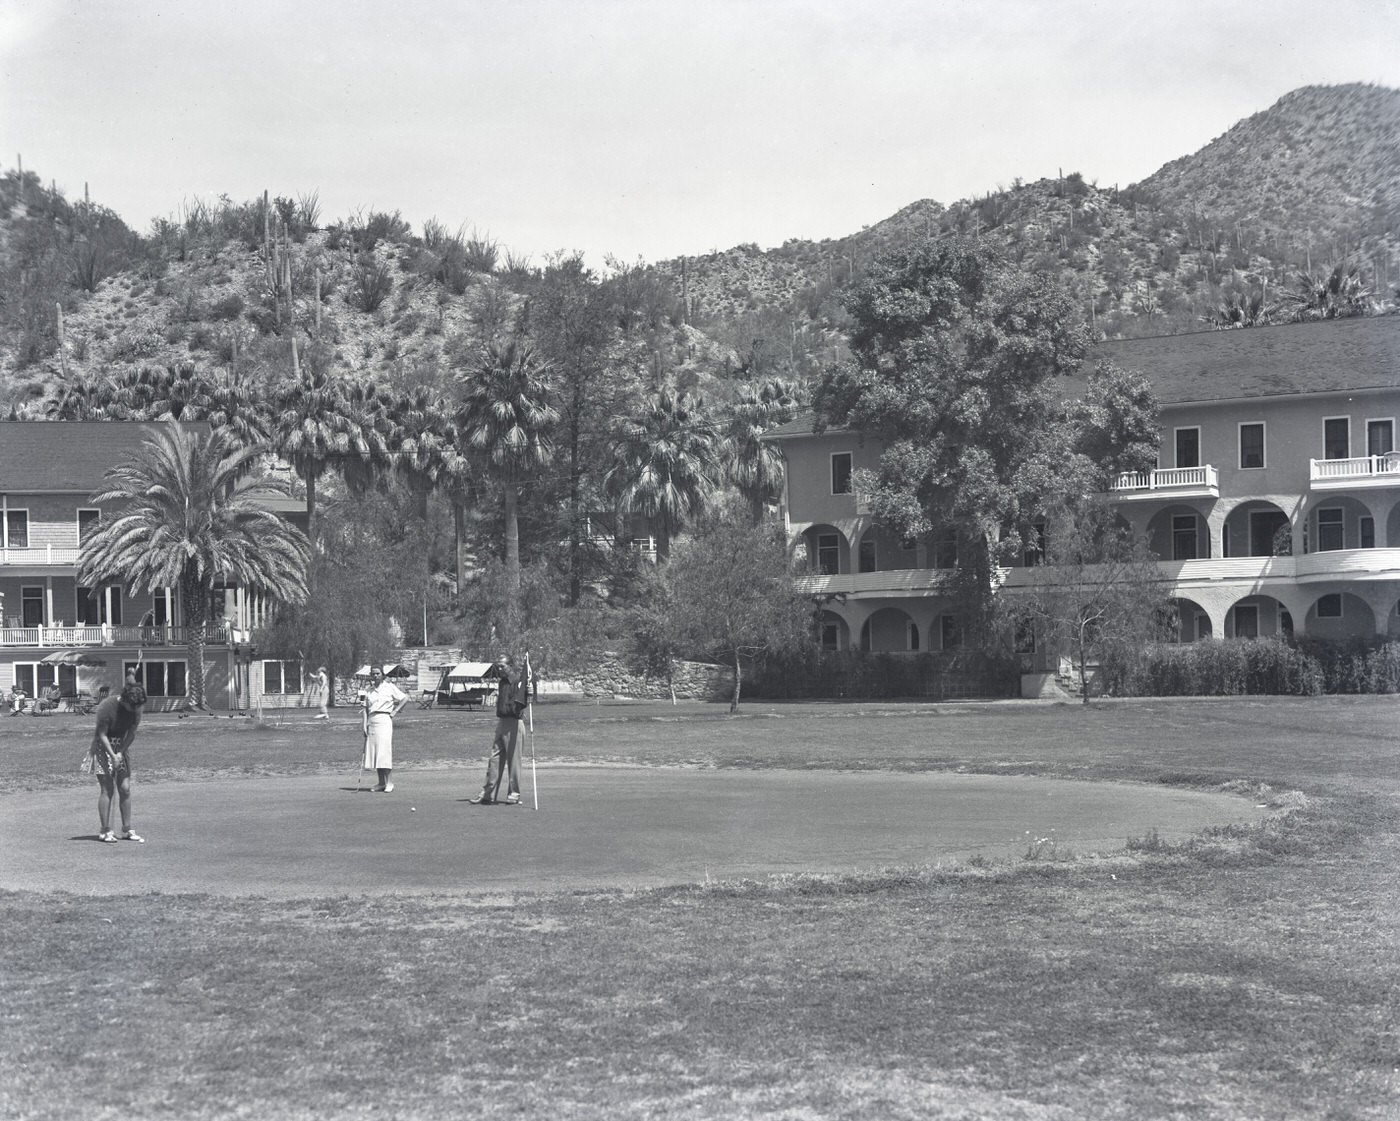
(347, 253, 394, 313)
(1105, 637, 1400, 697)
(744, 649, 1020, 701)
(209, 293, 244, 321)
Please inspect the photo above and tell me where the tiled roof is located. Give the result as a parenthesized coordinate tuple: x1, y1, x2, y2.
(0, 421, 211, 494)
(764, 317, 1400, 439)
(1098, 315, 1400, 404)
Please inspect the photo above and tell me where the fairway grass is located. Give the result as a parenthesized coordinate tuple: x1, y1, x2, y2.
(3, 696, 1399, 1120)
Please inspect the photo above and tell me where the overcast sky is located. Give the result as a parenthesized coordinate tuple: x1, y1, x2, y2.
(3, 0, 1398, 269)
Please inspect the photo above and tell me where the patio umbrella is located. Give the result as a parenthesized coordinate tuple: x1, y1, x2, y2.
(40, 650, 108, 666)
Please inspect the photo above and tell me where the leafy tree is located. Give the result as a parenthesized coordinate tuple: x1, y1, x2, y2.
(454, 335, 558, 628)
(813, 235, 1099, 638)
(1070, 361, 1160, 480)
(526, 253, 634, 605)
(1012, 498, 1174, 704)
(636, 497, 810, 712)
(77, 426, 311, 710)
(258, 494, 423, 699)
(605, 389, 722, 562)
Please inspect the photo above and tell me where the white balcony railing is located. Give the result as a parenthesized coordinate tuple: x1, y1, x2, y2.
(1111, 465, 1219, 497)
(0, 623, 231, 649)
(0, 544, 82, 565)
(1310, 454, 1400, 489)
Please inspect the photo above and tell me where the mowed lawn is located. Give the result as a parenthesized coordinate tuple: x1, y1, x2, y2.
(3, 695, 1399, 1120)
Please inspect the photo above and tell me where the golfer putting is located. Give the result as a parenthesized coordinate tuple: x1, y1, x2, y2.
(469, 651, 532, 807)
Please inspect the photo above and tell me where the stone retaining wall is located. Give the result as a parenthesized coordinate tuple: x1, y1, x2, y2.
(566, 654, 733, 701)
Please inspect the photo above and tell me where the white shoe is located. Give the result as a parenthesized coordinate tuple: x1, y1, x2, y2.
(315, 713, 328, 719)
(383, 782, 394, 793)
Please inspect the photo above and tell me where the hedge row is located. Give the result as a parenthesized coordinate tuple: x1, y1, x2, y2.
(1106, 637, 1400, 697)
(744, 650, 1020, 701)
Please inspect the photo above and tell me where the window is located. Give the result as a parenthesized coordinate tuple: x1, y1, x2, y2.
(1361, 517, 1375, 549)
(1014, 620, 1036, 655)
(1233, 604, 1259, 639)
(21, 586, 44, 627)
(263, 660, 303, 695)
(1324, 417, 1350, 460)
(1368, 419, 1395, 457)
(830, 452, 853, 495)
(1175, 427, 1200, 469)
(77, 586, 100, 626)
(1239, 423, 1265, 469)
(820, 621, 840, 652)
(1316, 594, 1342, 619)
(125, 660, 187, 698)
(933, 533, 957, 569)
(77, 509, 100, 544)
(940, 615, 961, 651)
(1317, 508, 1344, 552)
(12, 663, 36, 695)
(907, 621, 920, 651)
(858, 539, 876, 573)
(1172, 515, 1199, 561)
(81, 586, 122, 625)
(816, 533, 839, 576)
(5, 510, 28, 548)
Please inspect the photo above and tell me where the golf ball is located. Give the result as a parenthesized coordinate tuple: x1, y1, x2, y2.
(411, 807, 416, 812)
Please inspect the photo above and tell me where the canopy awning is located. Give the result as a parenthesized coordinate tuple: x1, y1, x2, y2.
(436, 662, 500, 682)
(40, 650, 107, 666)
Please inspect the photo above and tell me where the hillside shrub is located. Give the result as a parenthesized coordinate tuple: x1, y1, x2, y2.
(347, 253, 394, 313)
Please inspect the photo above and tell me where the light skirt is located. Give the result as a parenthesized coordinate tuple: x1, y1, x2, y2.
(363, 713, 393, 769)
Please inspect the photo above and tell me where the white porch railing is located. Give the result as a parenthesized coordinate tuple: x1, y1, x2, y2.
(1111, 465, 1219, 495)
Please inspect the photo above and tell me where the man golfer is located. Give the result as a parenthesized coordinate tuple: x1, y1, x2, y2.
(90, 678, 147, 843)
(469, 652, 530, 806)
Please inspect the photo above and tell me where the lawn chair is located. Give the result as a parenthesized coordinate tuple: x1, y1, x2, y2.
(31, 686, 61, 715)
(417, 687, 436, 709)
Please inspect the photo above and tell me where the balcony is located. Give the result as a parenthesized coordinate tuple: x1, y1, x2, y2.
(796, 569, 954, 598)
(1309, 454, 1400, 491)
(1111, 465, 1219, 501)
(0, 543, 82, 566)
(0, 623, 231, 649)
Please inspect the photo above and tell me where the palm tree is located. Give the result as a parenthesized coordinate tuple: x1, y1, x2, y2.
(77, 426, 311, 710)
(722, 378, 800, 523)
(385, 385, 461, 519)
(606, 389, 722, 562)
(1282, 262, 1372, 321)
(269, 363, 356, 528)
(454, 336, 557, 619)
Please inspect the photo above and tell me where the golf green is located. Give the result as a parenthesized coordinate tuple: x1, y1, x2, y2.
(2, 765, 1268, 898)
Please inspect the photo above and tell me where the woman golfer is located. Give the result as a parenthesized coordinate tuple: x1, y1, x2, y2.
(361, 667, 408, 792)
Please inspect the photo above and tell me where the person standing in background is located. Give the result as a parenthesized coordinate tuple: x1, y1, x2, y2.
(469, 652, 530, 806)
(361, 666, 408, 792)
(309, 664, 329, 719)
